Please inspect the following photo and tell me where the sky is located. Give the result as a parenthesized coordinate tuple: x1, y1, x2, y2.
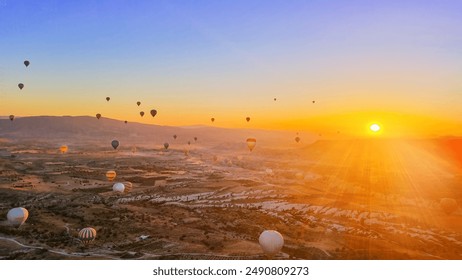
(1, 0, 461, 137)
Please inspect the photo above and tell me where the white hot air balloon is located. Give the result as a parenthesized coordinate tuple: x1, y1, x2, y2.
(265, 168, 274, 176)
(7, 207, 29, 227)
(259, 230, 284, 257)
(113, 182, 125, 193)
(78, 227, 97, 245)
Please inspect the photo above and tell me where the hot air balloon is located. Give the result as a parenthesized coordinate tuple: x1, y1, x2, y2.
(9, 115, 14, 121)
(24, 60, 30, 67)
(194, 137, 197, 141)
(7, 207, 29, 227)
(187, 141, 191, 145)
(123, 181, 133, 192)
(106, 97, 110, 102)
(164, 143, 169, 150)
(111, 140, 119, 150)
(137, 101, 141, 106)
(274, 98, 277, 101)
(106, 170, 117, 181)
(246, 138, 256, 151)
(265, 168, 274, 176)
(211, 117, 215, 123)
(312, 100, 315, 104)
(184, 149, 189, 156)
(173, 135, 177, 140)
(131, 146, 137, 154)
(113, 182, 125, 193)
(78, 227, 96, 245)
(96, 113, 101, 119)
(18, 83, 24, 90)
(150, 109, 157, 117)
(259, 230, 284, 257)
(59, 145, 68, 154)
(246, 117, 250, 122)
(295, 136, 300, 143)
(440, 198, 458, 215)
(140, 111, 144, 117)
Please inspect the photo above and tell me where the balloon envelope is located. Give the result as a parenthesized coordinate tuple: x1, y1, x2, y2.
(211, 118, 215, 122)
(246, 117, 250, 122)
(111, 140, 119, 150)
(113, 182, 125, 193)
(9, 115, 14, 121)
(18, 83, 24, 90)
(295, 136, 301, 143)
(164, 143, 169, 149)
(137, 101, 141, 106)
(59, 145, 68, 153)
(106, 97, 110, 101)
(123, 181, 133, 192)
(96, 113, 101, 119)
(246, 138, 256, 151)
(78, 227, 96, 245)
(259, 230, 284, 256)
(24, 60, 30, 67)
(173, 135, 177, 139)
(440, 198, 458, 215)
(150, 109, 157, 117)
(106, 170, 117, 181)
(7, 207, 29, 227)
(140, 111, 144, 117)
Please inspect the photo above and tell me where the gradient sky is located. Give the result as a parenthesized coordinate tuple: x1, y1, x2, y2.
(1, 0, 461, 137)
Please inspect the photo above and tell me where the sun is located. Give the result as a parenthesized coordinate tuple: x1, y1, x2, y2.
(370, 123, 381, 132)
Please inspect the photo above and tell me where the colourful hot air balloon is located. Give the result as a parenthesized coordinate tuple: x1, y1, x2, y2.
(106, 170, 117, 181)
(211, 117, 215, 123)
(9, 115, 14, 121)
(259, 230, 284, 257)
(137, 101, 141, 106)
(96, 113, 101, 119)
(18, 83, 24, 90)
(246, 117, 250, 122)
(111, 140, 119, 150)
(113, 182, 125, 193)
(59, 145, 68, 154)
(295, 136, 300, 143)
(123, 181, 133, 192)
(246, 138, 256, 151)
(164, 143, 169, 149)
(106, 97, 110, 102)
(24, 60, 30, 67)
(7, 207, 29, 227)
(140, 111, 145, 117)
(78, 227, 96, 245)
(150, 109, 157, 117)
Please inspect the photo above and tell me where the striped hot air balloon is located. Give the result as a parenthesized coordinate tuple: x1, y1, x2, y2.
(106, 170, 117, 181)
(78, 227, 96, 245)
(123, 181, 133, 193)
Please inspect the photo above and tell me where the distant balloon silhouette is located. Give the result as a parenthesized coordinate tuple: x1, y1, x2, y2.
(312, 100, 315, 103)
(137, 101, 141, 106)
(9, 115, 14, 121)
(18, 83, 24, 90)
(24, 60, 30, 67)
(150, 109, 157, 117)
(59, 145, 68, 153)
(131, 146, 137, 154)
(140, 111, 144, 117)
(124, 120, 127, 124)
(164, 143, 169, 149)
(211, 117, 215, 123)
(111, 140, 119, 150)
(274, 98, 277, 101)
(440, 198, 458, 215)
(187, 141, 191, 145)
(78, 227, 96, 245)
(246, 138, 256, 151)
(106, 97, 110, 102)
(194, 137, 197, 141)
(295, 136, 300, 143)
(246, 117, 250, 122)
(259, 230, 284, 257)
(173, 135, 177, 140)
(96, 113, 101, 119)
(106, 170, 117, 181)
(7, 207, 29, 228)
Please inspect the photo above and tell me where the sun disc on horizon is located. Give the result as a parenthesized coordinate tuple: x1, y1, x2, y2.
(370, 123, 381, 132)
